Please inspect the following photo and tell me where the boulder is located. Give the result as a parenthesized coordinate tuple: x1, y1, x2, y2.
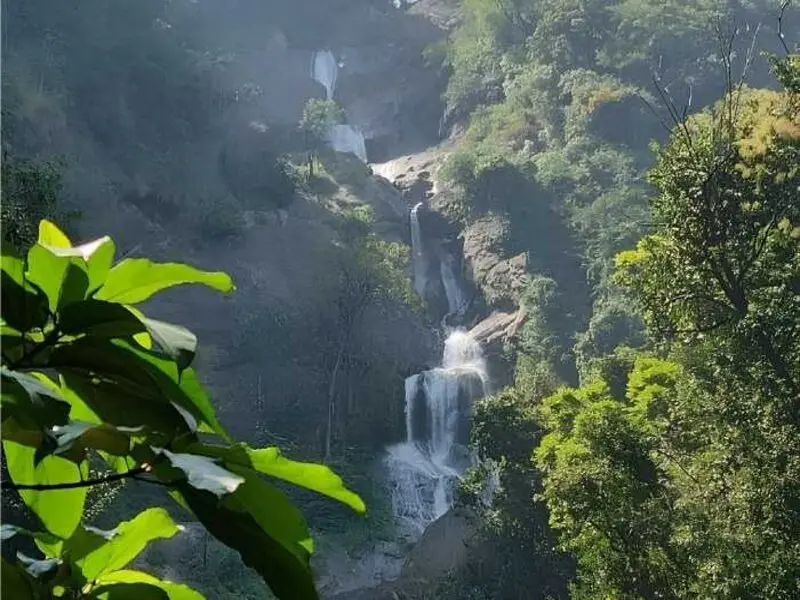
(401, 507, 480, 582)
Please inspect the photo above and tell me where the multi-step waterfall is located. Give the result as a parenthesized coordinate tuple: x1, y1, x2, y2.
(310, 49, 368, 162)
(385, 205, 487, 539)
(386, 330, 487, 537)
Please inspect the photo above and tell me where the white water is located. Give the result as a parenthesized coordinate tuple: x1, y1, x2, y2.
(440, 250, 466, 316)
(328, 124, 367, 162)
(410, 203, 427, 299)
(386, 330, 487, 538)
(311, 50, 338, 100)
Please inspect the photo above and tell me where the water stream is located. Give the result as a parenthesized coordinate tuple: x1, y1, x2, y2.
(311, 50, 338, 100)
(410, 202, 427, 299)
(385, 329, 487, 538)
(328, 124, 368, 162)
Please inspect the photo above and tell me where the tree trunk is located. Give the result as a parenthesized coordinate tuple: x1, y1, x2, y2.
(324, 341, 345, 464)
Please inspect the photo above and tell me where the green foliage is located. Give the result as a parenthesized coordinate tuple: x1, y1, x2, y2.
(1, 154, 76, 253)
(1, 221, 365, 600)
(532, 60, 800, 600)
(299, 99, 345, 146)
(455, 387, 573, 599)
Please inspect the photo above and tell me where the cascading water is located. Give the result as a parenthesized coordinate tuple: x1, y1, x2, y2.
(409, 202, 427, 299)
(385, 330, 487, 538)
(439, 250, 466, 316)
(311, 50, 338, 100)
(327, 124, 368, 162)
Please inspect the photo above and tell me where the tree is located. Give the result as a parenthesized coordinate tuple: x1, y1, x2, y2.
(1, 153, 75, 252)
(1, 220, 366, 600)
(534, 54, 800, 600)
(298, 98, 345, 177)
(322, 207, 417, 462)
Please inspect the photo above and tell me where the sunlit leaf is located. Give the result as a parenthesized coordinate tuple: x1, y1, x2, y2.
(141, 318, 197, 371)
(3, 440, 88, 538)
(158, 450, 244, 497)
(190, 443, 366, 513)
(94, 259, 234, 304)
(38, 220, 72, 249)
(65, 508, 180, 582)
(89, 569, 205, 600)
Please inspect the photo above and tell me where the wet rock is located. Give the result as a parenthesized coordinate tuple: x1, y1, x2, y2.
(401, 508, 479, 582)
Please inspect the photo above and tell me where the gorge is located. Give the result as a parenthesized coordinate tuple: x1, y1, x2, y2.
(4, 1, 798, 599)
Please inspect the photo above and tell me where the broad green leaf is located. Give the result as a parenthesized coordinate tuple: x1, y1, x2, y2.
(16, 553, 61, 578)
(90, 569, 204, 600)
(1, 248, 49, 331)
(51, 339, 226, 438)
(141, 318, 197, 371)
(26, 244, 90, 311)
(1, 557, 41, 599)
(60, 371, 189, 438)
(158, 450, 244, 497)
(65, 508, 180, 582)
(38, 220, 72, 249)
(59, 300, 145, 339)
(94, 259, 234, 304)
(37, 222, 116, 292)
(3, 440, 89, 538)
(1, 368, 71, 431)
(177, 477, 318, 600)
(48, 421, 138, 459)
(190, 443, 366, 513)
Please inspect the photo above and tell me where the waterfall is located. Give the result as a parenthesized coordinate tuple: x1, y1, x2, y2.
(439, 250, 466, 316)
(410, 203, 427, 299)
(327, 124, 367, 162)
(311, 50, 337, 100)
(386, 330, 487, 538)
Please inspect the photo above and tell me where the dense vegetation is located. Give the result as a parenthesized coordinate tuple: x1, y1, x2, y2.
(0, 221, 365, 599)
(3, 0, 798, 598)
(438, 0, 799, 596)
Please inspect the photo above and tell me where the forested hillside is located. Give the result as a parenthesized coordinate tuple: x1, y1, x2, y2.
(431, 1, 799, 598)
(2, 0, 798, 599)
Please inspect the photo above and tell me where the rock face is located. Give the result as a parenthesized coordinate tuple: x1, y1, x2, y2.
(327, 508, 480, 600)
(402, 508, 480, 581)
(462, 215, 530, 308)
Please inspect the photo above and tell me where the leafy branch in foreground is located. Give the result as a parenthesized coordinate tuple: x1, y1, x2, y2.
(1, 220, 366, 600)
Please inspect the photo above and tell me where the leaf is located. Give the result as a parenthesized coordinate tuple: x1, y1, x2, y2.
(94, 259, 234, 304)
(25, 224, 115, 311)
(1, 368, 71, 431)
(2, 440, 89, 538)
(48, 421, 138, 459)
(141, 318, 197, 372)
(1, 557, 40, 600)
(89, 569, 205, 600)
(65, 508, 180, 582)
(59, 300, 146, 338)
(38, 220, 72, 249)
(176, 476, 318, 600)
(190, 443, 366, 513)
(1, 248, 49, 332)
(16, 553, 61, 579)
(26, 243, 91, 311)
(51, 339, 226, 438)
(158, 450, 244, 497)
